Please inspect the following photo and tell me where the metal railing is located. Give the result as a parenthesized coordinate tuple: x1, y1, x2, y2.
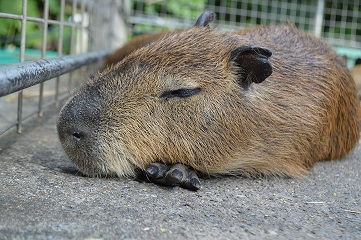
(0, 50, 111, 98)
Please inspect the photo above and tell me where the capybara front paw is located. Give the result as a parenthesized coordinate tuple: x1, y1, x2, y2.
(145, 163, 201, 191)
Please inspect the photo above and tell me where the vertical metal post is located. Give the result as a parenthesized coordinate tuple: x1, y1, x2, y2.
(17, 0, 28, 133)
(55, 0, 65, 107)
(68, 0, 78, 92)
(78, 0, 86, 86)
(314, 0, 325, 37)
(38, 0, 49, 117)
(80, 0, 85, 54)
(85, 0, 91, 75)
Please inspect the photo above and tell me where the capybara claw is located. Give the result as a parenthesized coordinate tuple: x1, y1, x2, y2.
(145, 163, 202, 191)
(184, 173, 202, 191)
(145, 163, 168, 178)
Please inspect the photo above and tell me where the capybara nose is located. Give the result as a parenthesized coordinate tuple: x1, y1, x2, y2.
(65, 128, 90, 144)
(57, 111, 96, 145)
(57, 123, 89, 145)
(71, 131, 84, 141)
(57, 91, 102, 144)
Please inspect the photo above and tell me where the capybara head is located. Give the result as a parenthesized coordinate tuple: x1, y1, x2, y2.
(57, 14, 361, 179)
(57, 27, 274, 177)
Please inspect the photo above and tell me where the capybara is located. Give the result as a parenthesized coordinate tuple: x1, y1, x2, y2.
(57, 12, 361, 190)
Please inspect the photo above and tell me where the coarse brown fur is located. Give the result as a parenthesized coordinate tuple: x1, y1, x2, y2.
(57, 24, 361, 179)
(104, 31, 174, 68)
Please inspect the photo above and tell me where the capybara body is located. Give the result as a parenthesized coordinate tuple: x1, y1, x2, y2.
(57, 24, 361, 179)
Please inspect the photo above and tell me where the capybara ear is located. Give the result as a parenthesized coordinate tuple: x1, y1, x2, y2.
(230, 46, 272, 89)
(194, 11, 215, 27)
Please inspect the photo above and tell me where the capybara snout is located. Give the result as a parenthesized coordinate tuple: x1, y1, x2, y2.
(57, 12, 361, 188)
(57, 90, 106, 176)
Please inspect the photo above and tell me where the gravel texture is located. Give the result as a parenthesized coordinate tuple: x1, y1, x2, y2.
(0, 107, 360, 240)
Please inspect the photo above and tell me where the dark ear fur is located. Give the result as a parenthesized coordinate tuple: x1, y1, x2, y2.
(194, 11, 215, 27)
(230, 46, 273, 89)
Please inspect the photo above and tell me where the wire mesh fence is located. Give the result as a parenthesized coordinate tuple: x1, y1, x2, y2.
(129, 0, 361, 49)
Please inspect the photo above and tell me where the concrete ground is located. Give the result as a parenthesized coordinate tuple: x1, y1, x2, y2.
(0, 105, 360, 240)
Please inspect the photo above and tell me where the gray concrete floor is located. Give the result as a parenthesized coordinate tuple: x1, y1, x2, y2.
(0, 105, 360, 240)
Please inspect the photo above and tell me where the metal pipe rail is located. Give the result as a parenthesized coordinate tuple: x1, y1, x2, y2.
(0, 50, 111, 97)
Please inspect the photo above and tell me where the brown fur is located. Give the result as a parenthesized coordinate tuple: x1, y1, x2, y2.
(57, 24, 361, 179)
(104, 31, 173, 67)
